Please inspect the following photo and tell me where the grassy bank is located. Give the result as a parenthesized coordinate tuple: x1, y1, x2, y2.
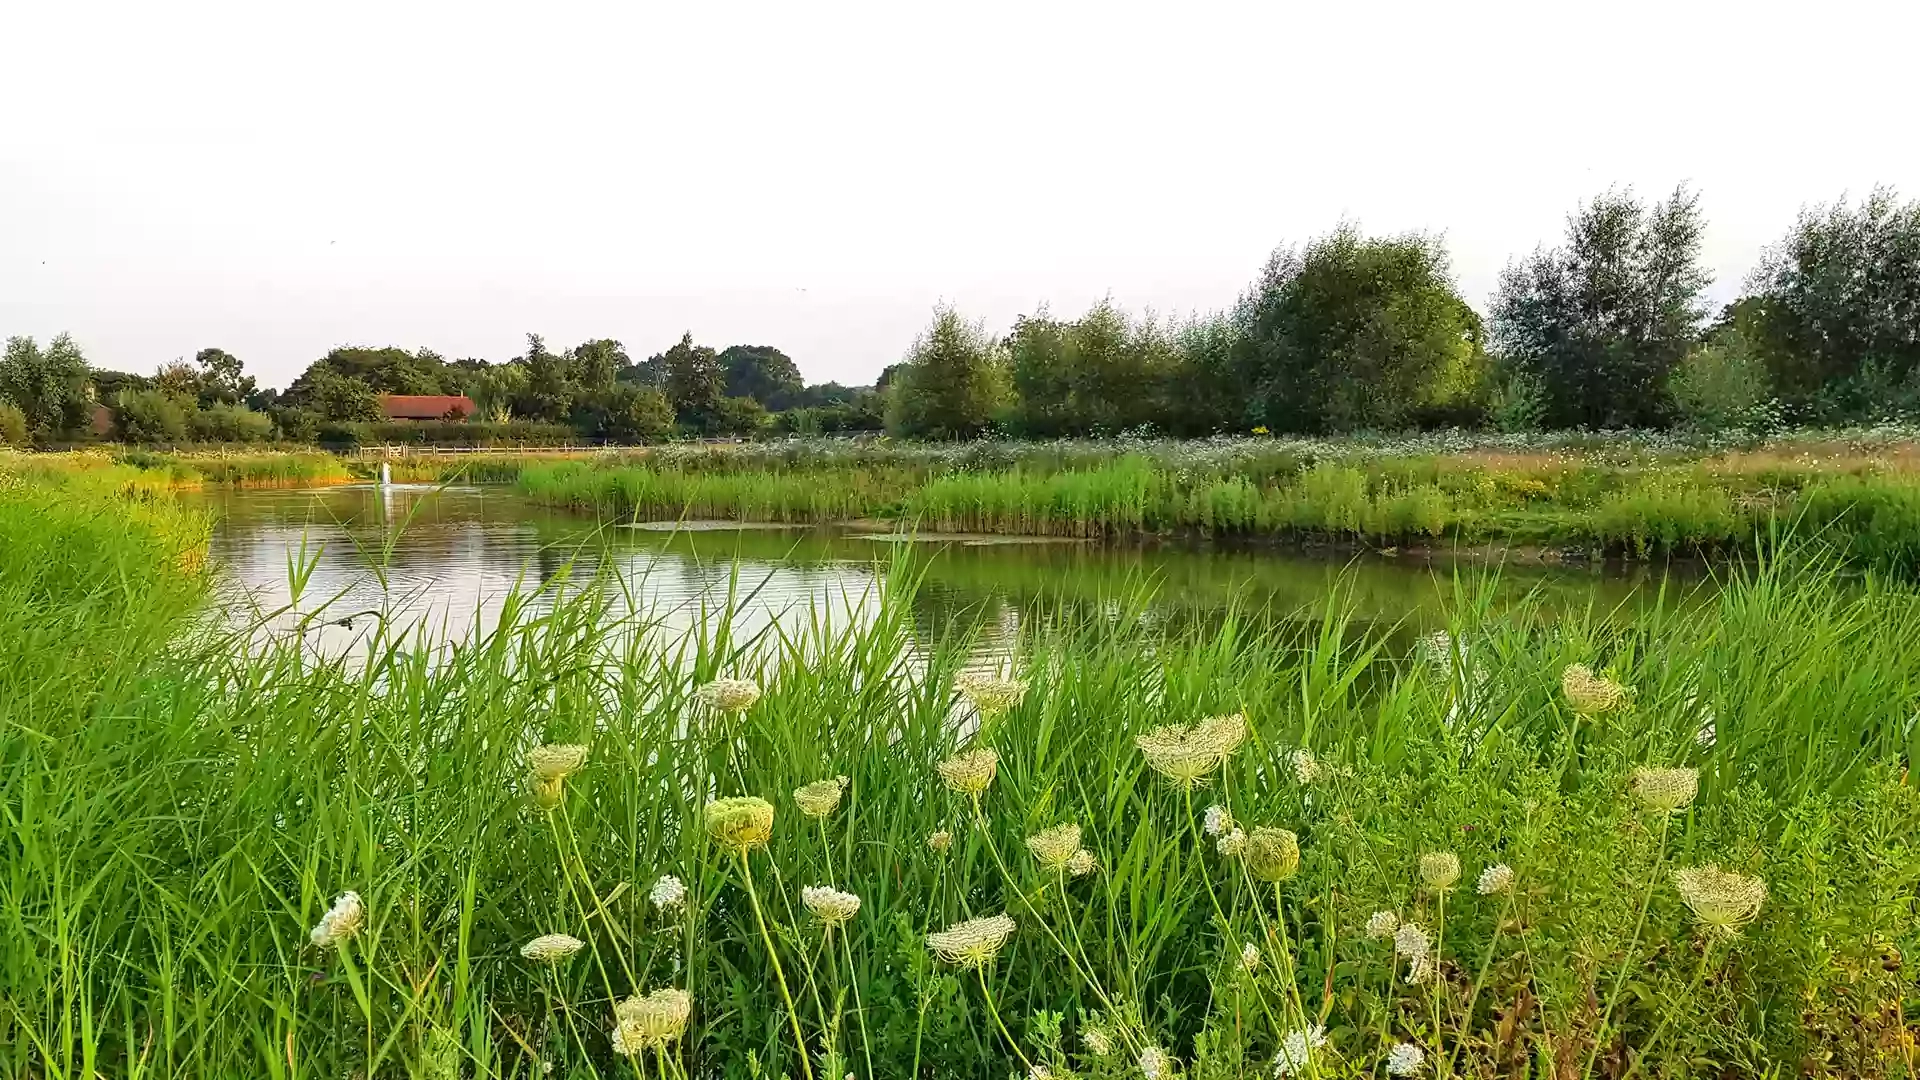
(4, 474, 1920, 1078)
(517, 439, 1920, 573)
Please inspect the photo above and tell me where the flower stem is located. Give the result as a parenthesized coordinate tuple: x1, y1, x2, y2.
(977, 967, 1037, 1074)
(739, 851, 814, 1080)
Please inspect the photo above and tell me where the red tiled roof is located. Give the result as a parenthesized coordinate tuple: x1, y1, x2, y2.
(379, 394, 476, 420)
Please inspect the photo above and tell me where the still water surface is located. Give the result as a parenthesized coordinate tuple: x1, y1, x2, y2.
(198, 483, 1703, 658)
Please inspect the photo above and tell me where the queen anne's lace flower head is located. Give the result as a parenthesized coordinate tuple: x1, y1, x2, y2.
(801, 885, 862, 926)
(613, 987, 693, 1050)
(1247, 827, 1301, 883)
(1082, 1026, 1114, 1057)
(1672, 865, 1767, 938)
(1393, 922, 1430, 965)
(527, 743, 589, 781)
(1476, 863, 1515, 896)
(1026, 824, 1082, 871)
(1217, 828, 1248, 857)
(926, 913, 1016, 968)
(1136, 714, 1245, 788)
(1289, 748, 1321, 784)
(954, 671, 1028, 716)
(1271, 1025, 1327, 1077)
(696, 677, 761, 713)
(1562, 664, 1630, 715)
(1419, 851, 1461, 891)
(1138, 1046, 1172, 1080)
(310, 890, 365, 948)
(936, 747, 1000, 796)
(926, 829, 953, 853)
(705, 796, 775, 852)
(1203, 804, 1233, 836)
(649, 874, 687, 912)
(1365, 910, 1400, 938)
(1240, 942, 1261, 971)
(793, 776, 850, 819)
(520, 933, 585, 962)
(1068, 848, 1098, 877)
(1630, 766, 1700, 814)
(1385, 1042, 1425, 1076)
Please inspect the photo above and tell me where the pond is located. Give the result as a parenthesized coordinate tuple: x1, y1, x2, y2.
(197, 482, 1709, 659)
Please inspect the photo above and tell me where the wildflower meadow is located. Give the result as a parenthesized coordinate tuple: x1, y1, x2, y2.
(4, 463, 1920, 1079)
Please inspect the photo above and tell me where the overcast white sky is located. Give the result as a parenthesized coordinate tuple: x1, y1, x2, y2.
(3, 1, 1916, 391)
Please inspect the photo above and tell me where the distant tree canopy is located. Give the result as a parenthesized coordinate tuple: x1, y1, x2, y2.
(719, 345, 804, 411)
(0, 334, 93, 439)
(1007, 300, 1179, 436)
(1739, 188, 1920, 414)
(1232, 227, 1488, 432)
(1491, 186, 1711, 428)
(886, 308, 1008, 439)
(658, 333, 725, 426)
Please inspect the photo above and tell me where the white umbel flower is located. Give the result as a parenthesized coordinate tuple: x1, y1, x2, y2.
(1386, 1042, 1425, 1076)
(1366, 910, 1400, 938)
(1203, 804, 1233, 836)
(1393, 922, 1430, 964)
(1476, 863, 1515, 896)
(1240, 942, 1261, 971)
(1288, 748, 1321, 784)
(649, 874, 687, 912)
(520, 933, 585, 962)
(310, 891, 365, 948)
(1138, 1046, 1172, 1080)
(1272, 1025, 1327, 1077)
(800, 885, 862, 927)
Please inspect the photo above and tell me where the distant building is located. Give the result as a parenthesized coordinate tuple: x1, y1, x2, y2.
(379, 394, 476, 421)
(90, 404, 115, 436)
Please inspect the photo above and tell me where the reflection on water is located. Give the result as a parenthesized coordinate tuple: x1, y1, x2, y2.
(196, 484, 1708, 661)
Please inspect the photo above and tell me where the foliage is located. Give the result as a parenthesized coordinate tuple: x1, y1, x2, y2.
(0, 399, 27, 446)
(4, 471, 1920, 1078)
(1493, 186, 1711, 428)
(1669, 327, 1777, 432)
(708, 394, 770, 437)
(660, 333, 725, 425)
(0, 333, 93, 438)
(1742, 187, 1920, 408)
(720, 345, 805, 411)
(1007, 301, 1179, 436)
(576, 384, 677, 444)
(1233, 226, 1488, 432)
(349, 420, 581, 447)
(887, 307, 1009, 439)
(109, 388, 191, 442)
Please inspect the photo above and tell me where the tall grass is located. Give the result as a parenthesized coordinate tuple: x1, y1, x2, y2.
(4, 475, 1920, 1078)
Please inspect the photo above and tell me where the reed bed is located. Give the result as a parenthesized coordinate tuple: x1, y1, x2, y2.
(3, 473, 1919, 1078)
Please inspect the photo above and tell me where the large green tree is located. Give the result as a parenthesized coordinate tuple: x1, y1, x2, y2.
(1232, 226, 1486, 432)
(193, 348, 257, 406)
(0, 333, 93, 439)
(1738, 187, 1920, 412)
(718, 345, 804, 411)
(1491, 186, 1710, 428)
(286, 346, 450, 408)
(885, 307, 1008, 439)
(570, 339, 630, 395)
(1007, 301, 1180, 436)
(657, 333, 723, 426)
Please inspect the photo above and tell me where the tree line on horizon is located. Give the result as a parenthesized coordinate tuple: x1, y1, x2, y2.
(4, 185, 1918, 449)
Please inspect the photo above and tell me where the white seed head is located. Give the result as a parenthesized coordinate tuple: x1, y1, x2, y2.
(1476, 863, 1515, 896)
(1561, 664, 1630, 715)
(1138, 1045, 1172, 1080)
(1082, 1027, 1114, 1057)
(953, 671, 1028, 716)
(695, 677, 761, 713)
(1393, 922, 1430, 963)
(1217, 828, 1248, 857)
(309, 890, 365, 949)
(936, 747, 1000, 796)
(1025, 823, 1083, 871)
(1629, 766, 1700, 814)
(1289, 748, 1321, 784)
(1386, 1042, 1426, 1076)
(1203, 804, 1233, 836)
(1365, 910, 1401, 939)
(612, 987, 692, 1050)
(793, 776, 850, 819)
(1672, 865, 1767, 938)
(1272, 1025, 1327, 1077)
(1239, 942, 1261, 971)
(926, 829, 953, 853)
(526, 743, 589, 782)
(801, 885, 862, 926)
(1418, 851, 1461, 890)
(1068, 848, 1098, 877)
(926, 913, 1016, 968)
(1135, 714, 1245, 789)
(649, 874, 687, 912)
(520, 933, 585, 962)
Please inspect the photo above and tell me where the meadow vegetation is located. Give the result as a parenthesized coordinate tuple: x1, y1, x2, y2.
(3, 468, 1919, 1078)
